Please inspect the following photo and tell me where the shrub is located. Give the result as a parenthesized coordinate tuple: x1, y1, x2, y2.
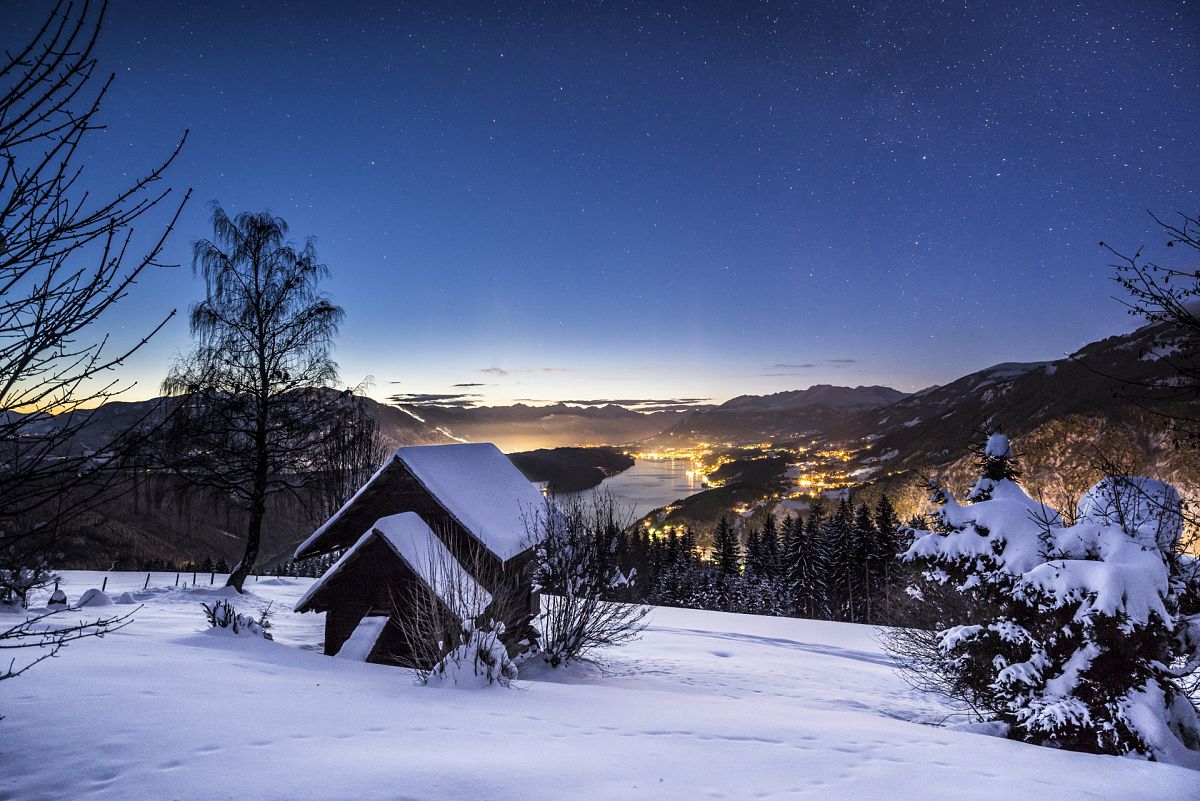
(201, 599, 273, 640)
(531, 492, 649, 667)
(426, 620, 518, 688)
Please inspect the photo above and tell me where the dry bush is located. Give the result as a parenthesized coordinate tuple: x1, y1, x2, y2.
(531, 492, 649, 667)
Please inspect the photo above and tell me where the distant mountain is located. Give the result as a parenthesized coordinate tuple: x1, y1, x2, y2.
(28, 391, 457, 456)
(395, 402, 697, 452)
(722, 384, 908, 412)
(656, 384, 909, 444)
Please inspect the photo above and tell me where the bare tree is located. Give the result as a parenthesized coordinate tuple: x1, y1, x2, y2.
(313, 391, 387, 519)
(161, 205, 344, 592)
(531, 492, 649, 667)
(0, 1, 187, 606)
(1107, 211, 1200, 447)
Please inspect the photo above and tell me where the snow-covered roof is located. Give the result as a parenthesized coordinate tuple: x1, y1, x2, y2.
(294, 442, 547, 562)
(294, 512, 492, 616)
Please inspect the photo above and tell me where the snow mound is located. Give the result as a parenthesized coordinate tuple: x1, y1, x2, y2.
(77, 588, 113, 607)
(426, 621, 517, 689)
(1076, 476, 1182, 550)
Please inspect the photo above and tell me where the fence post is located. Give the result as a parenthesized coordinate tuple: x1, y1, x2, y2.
(101, 576, 108, 592)
(210, 571, 215, 585)
(175, 573, 180, 587)
(144, 573, 151, 590)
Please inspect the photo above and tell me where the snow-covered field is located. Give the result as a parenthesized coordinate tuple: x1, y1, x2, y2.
(2, 571, 1197, 801)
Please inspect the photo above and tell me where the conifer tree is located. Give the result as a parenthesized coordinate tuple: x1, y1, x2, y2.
(761, 514, 781, 579)
(853, 502, 876, 623)
(744, 525, 763, 577)
(824, 498, 857, 620)
(712, 516, 740, 576)
(966, 427, 1021, 502)
(679, 526, 698, 564)
(873, 494, 903, 622)
(782, 514, 801, 585)
(793, 505, 826, 619)
(900, 436, 1200, 762)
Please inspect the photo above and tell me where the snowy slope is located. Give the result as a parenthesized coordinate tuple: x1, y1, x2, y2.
(1, 571, 1196, 801)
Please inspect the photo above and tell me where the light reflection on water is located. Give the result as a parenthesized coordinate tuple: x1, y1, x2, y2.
(559, 458, 703, 520)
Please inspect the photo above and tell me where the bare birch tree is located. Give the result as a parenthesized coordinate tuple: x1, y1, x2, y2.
(161, 205, 344, 592)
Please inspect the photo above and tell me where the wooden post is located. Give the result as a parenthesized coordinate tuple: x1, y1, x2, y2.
(175, 573, 180, 587)
(144, 573, 151, 590)
(210, 571, 215, 585)
(101, 576, 107, 592)
(193, 571, 197, 585)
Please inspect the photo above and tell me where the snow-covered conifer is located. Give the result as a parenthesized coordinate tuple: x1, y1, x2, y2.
(966, 429, 1022, 502)
(903, 439, 1200, 765)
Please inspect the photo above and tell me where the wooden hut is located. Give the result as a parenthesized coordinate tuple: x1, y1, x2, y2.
(293, 443, 546, 667)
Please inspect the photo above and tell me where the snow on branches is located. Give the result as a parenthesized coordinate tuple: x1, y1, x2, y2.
(903, 433, 1200, 766)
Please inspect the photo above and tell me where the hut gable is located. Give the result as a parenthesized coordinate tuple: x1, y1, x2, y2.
(294, 512, 490, 615)
(294, 442, 544, 563)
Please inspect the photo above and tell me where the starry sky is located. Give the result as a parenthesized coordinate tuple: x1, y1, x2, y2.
(9, 0, 1198, 407)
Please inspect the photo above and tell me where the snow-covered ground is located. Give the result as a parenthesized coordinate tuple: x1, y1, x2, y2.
(2, 571, 1197, 801)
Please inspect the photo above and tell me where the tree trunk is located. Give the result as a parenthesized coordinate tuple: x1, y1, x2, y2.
(228, 396, 270, 592)
(228, 494, 264, 592)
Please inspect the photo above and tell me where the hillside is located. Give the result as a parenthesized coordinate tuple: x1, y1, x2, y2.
(656, 385, 908, 445)
(838, 319, 1200, 516)
(6, 572, 1195, 800)
(508, 446, 635, 492)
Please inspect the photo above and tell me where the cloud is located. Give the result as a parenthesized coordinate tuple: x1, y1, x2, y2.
(765, 358, 859, 375)
(480, 367, 572, 377)
(389, 392, 482, 409)
(558, 398, 710, 407)
(629, 403, 710, 413)
(513, 397, 711, 413)
(451, 382, 487, 387)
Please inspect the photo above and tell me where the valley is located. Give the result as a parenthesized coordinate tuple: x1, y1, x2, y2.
(28, 313, 1200, 565)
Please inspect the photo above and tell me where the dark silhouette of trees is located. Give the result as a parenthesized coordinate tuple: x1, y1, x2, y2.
(0, 0, 188, 604)
(313, 392, 387, 519)
(0, 0, 186, 683)
(161, 205, 344, 592)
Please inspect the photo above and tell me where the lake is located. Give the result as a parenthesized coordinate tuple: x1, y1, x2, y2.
(560, 458, 705, 520)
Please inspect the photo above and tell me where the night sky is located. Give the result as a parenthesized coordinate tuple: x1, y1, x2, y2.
(9, 1, 1198, 407)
